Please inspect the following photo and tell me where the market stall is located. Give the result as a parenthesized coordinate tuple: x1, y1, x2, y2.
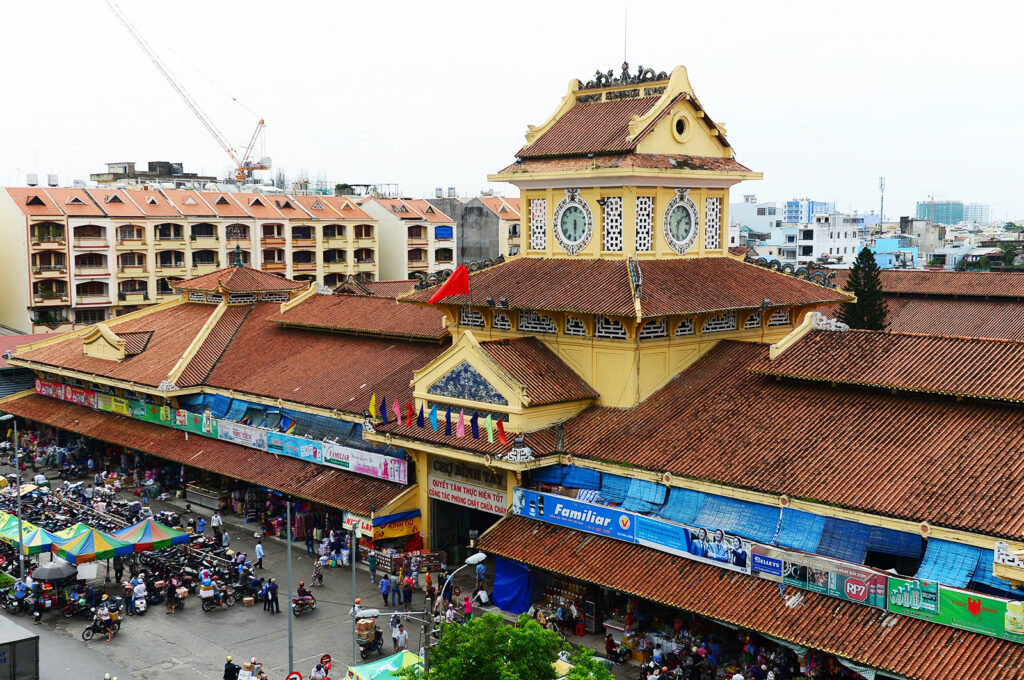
(51, 527, 134, 564)
(346, 651, 423, 680)
(112, 517, 189, 551)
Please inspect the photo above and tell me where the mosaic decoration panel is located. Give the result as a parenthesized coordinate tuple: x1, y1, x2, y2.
(427, 360, 508, 405)
(705, 197, 721, 250)
(529, 199, 547, 251)
(603, 197, 623, 252)
(636, 196, 653, 252)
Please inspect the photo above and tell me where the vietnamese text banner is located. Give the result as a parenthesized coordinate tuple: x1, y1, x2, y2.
(430, 476, 507, 515)
(752, 545, 887, 609)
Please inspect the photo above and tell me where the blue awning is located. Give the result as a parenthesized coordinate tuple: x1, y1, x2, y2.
(373, 510, 421, 527)
(867, 526, 923, 558)
(621, 479, 668, 514)
(531, 466, 565, 485)
(971, 549, 1023, 600)
(915, 539, 981, 588)
(693, 496, 778, 544)
(493, 557, 531, 615)
(598, 474, 631, 505)
(815, 518, 871, 564)
(562, 466, 601, 490)
(774, 509, 826, 552)
(657, 488, 706, 526)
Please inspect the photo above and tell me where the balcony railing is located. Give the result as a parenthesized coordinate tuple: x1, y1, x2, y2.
(190, 234, 219, 241)
(32, 264, 67, 273)
(73, 237, 108, 247)
(157, 261, 186, 269)
(192, 261, 220, 269)
(118, 291, 150, 301)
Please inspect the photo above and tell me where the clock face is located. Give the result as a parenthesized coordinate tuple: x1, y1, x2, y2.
(559, 205, 586, 243)
(669, 205, 693, 242)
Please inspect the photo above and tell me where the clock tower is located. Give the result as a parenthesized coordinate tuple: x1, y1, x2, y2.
(488, 63, 761, 260)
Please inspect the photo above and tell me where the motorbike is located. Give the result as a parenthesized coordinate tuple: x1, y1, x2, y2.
(81, 612, 120, 641)
(201, 589, 235, 613)
(641, 659, 661, 680)
(291, 594, 317, 617)
(357, 625, 385, 659)
(62, 596, 94, 619)
(133, 593, 148, 615)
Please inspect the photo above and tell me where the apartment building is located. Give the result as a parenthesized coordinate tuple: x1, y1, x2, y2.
(0, 188, 378, 333)
(358, 197, 456, 280)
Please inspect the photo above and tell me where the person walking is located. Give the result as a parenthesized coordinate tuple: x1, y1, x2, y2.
(305, 533, 315, 557)
(221, 531, 231, 549)
(462, 595, 473, 622)
(390, 573, 400, 607)
(396, 624, 409, 652)
(379, 572, 390, 606)
(312, 558, 324, 587)
(368, 552, 377, 583)
(261, 580, 271, 611)
(402, 578, 413, 612)
(474, 560, 486, 589)
(254, 540, 264, 570)
(113, 555, 124, 584)
(268, 578, 280, 614)
(165, 580, 178, 615)
(410, 555, 420, 589)
(211, 511, 223, 539)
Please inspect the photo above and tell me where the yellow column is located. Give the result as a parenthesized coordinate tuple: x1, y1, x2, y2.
(414, 449, 432, 548)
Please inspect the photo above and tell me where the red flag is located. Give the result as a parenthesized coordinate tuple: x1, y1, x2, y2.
(405, 402, 414, 427)
(497, 418, 508, 446)
(427, 264, 469, 304)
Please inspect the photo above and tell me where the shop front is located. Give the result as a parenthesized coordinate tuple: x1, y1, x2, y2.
(426, 456, 508, 560)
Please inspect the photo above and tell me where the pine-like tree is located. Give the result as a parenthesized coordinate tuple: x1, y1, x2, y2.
(837, 247, 889, 330)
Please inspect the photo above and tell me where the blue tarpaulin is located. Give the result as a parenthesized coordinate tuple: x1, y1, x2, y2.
(210, 394, 231, 419)
(562, 466, 601, 490)
(434, 226, 453, 240)
(493, 557, 531, 614)
(621, 479, 668, 514)
(971, 549, 1023, 599)
(657, 488, 706, 525)
(915, 539, 982, 588)
(531, 467, 565, 485)
(867, 526, 923, 558)
(599, 474, 631, 505)
(816, 518, 873, 564)
(224, 399, 250, 421)
(692, 496, 778, 543)
(774, 509, 826, 552)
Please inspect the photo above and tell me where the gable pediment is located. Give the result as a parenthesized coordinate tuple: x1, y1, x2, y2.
(81, 323, 127, 361)
(413, 331, 525, 411)
(427, 360, 508, 405)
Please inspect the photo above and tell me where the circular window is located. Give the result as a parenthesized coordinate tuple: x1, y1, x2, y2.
(671, 112, 691, 143)
(675, 118, 686, 136)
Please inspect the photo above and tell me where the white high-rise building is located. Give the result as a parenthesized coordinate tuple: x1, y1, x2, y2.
(964, 203, 991, 225)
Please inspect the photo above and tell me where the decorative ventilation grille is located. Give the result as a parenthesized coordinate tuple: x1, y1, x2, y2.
(768, 309, 791, 326)
(228, 293, 257, 304)
(529, 199, 547, 251)
(702, 311, 737, 333)
(675, 318, 695, 336)
(206, 293, 223, 304)
(636, 197, 653, 252)
(260, 293, 289, 302)
(595, 315, 627, 339)
(518, 310, 557, 334)
(565, 316, 587, 336)
(705, 197, 721, 250)
(188, 291, 206, 302)
(460, 308, 484, 328)
(493, 312, 511, 330)
(603, 197, 623, 252)
(744, 312, 762, 329)
(639, 318, 668, 339)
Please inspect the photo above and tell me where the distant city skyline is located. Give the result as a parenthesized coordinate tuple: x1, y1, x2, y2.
(2, 0, 1022, 220)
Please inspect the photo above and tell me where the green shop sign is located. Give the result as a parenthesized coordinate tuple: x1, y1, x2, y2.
(887, 577, 1024, 644)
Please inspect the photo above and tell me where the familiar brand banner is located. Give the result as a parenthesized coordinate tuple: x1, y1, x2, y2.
(887, 577, 1024, 644)
(217, 421, 268, 451)
(431, 476, 508, 515)
(752, 545, 887, 609)
(513, 488, 635, 542)
(323, 443, 408, 484)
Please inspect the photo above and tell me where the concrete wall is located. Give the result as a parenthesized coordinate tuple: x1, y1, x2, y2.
(0, 193, 32, 332)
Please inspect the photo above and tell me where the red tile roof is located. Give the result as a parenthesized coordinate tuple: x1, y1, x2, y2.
(45, 188, 105, 217)
(480, 338, 598, 405)
(123, 190, 183, 218)
(479, 515, 1024, 680)
(266, 196, 310, 220)
(84, 189, 145, 218)
(289, 195, 341, 220)
(497, 153, 753, 176)
(177, 305, 255, 386)
(478, 197, 521, 220)
(269, 294, 448, 340)
(205, 304, 447, 415)
(0, 394, 404, 515)
(320, 196, 372, 221)
(518, 96, 659, 158)
(200, 192, 250, 219)
(404, 199, 452, 223)
(367, 197, 425, 220)
(14, 303, 218, 387)
(402, 257, 850, 318)
(552, 340, 1024, 538)
(231, 193, 285, 220)
(360, 280, 418, 298)
(5, 188, 64, 217)
(161, 190, 216, 217)
(833, 269, 1024, 299)
(171, 266, 307, 293)
(751, 328, 1024, 404)
(874, 297, 1024, 340)
(0, 333, 62, 369)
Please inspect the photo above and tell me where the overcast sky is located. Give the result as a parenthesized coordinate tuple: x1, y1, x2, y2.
(2, 0, 1021, 219)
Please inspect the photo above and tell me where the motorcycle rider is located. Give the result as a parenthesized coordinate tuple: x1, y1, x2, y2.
(296, 580, 314, 606)
(310, 663, 328, 680)
(212, 577, 225, 611)
(133, 577, 148, 612)
(223, 655, 240, 680)
(97, 596, 114, 642)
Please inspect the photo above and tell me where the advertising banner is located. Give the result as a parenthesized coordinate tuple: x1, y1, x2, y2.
(343, 513, 374, 538)
(172, 409, 217, 436)
(676, 524, 751, 575)
(431, 476, 508, 516)
(111, 397, 129, 416)
(373, 516, 420, 541)
(430, 457, 505, 490)
(512, 488, 634, 541)
(217, 421, 268, 451)
(131, 401, 171, 425)
(35, 379, 97, 409)
(34, 379, 60, 399)
(887, 577, 1024, 643)
(752, 545, 887, 608)
(267, 431, 323, 463)
(323, 443, 408, 484)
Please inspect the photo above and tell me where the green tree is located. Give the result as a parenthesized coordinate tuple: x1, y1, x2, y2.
(837, 247, 889, 330)
(998, 241, 1020, 267)
(398, 613, 565, 680)
(335, 183, 355, 196)
(563, 648, 615, 680)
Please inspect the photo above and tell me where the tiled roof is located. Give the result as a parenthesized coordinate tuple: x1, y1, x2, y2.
(368, 197, 425, 220)
(404, 199, 452, 223)
(268, 294, 449, 340)
(877, 297, 1024, 340)
(402, 257, 850, 318)
(320, 196, 372, 221)
(360, 280, 418, 298)
(376, 418, 558, 458)
(267, 196, 311, 219)
(118, 331, 153, 356)
(161, 190, 215, 217)
(171, 266, 306, 293)
(124, 190, 183, 218)
(84, 189, 145, 218)
(729, 246, 754, 257)
(518, 97, 659, 158)
(496, 153, 754, 176)
(44, 188, 104, 217)
(0, 394, 404, 516)
(478, 197, 521, 220)
(177, 305, 254, 387)
(5, 188, 64, 217)
(0, 333, 61, 369)
(480, 516, 1024, 680)
(289, 195, 341, 220)
(553, 340, 1024, 538)
(199, 192, 249, 218)
(833, 269, 1024, 299)
(231, 193, 284, 220)
(14, 303, 217, 387)
(205, 304, 446, 415)
(751, 328, 1024, 404)
(480, 338, 598, 405)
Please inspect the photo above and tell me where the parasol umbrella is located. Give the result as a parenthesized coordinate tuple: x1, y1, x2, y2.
(18, 527, 59, 555)
(112, 517, 189, 552)
(53, 523, 92, 541)
(0, 519, 39, 547)
(51, 527, 134, 565)
(31, 557, 77, 582)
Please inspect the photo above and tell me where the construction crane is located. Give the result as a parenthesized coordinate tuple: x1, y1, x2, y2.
(102, 0, 270, 184)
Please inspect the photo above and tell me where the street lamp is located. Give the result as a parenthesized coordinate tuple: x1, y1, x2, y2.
(426, 551, 487, 671)
(0, 415, 23, 579)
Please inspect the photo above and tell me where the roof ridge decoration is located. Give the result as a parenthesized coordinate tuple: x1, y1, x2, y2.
(411, 256, 505, 291)
(744, 254, 840, 288)
(580, 62, 670, 90)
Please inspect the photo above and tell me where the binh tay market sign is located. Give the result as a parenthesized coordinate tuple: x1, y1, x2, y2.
(751, 545, 887, 609)
(428, 476, 508, 515)
(888, 576, 1024, 644)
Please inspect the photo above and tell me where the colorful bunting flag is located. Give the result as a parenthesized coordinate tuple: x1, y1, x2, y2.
(281, 416, 296, 434)
(429, 404, 439, 432)
(380, 395, 388, 424)
(456, 410, 465, 438)
(497, 418, 508, 446)
(470, 412, 479, 439)
(444, 407, 452, 436)
(406, 402, 414, 427)
(393, 399, 401, 424)
(369, 394, 377, 419)
(417, 405, 425, 428)
(484, 414, 494, 443)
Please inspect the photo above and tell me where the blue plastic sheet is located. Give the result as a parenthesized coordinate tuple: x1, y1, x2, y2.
(492, 557, 531, 614)
(816, 518, 872, 564)
(599, 474, 631, 505)
(210, 394, 231, 419)
(774, 509, 826, 552)
(562, 466, 601, 490)
(657, 488, 707, 526)
(621, 479, 668, 514)
(531, 466, 565, 485)
(867, 526, 923, 558)
(434, 226, 453, 240)
(693, 496, 778, 543)
(224, 399, 250, 422)
(915, 539, 982, 588)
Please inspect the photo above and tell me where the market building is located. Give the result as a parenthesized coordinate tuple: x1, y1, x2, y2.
(4, 63, 1024, 679)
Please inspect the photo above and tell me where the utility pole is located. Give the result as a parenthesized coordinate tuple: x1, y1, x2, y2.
(351, 526, 358, 662)
(878, 176, 885, 227)
(286, 499, 294, 674)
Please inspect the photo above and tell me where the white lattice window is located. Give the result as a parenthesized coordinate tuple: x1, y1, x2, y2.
(675, 318, 695, 336)
(565, 316, 586, 336)
(493, 312, 511, 330)
(518, 310, 556, 334)
(768, 309, 791, 326)
(702, 311, 737, 333)
(260, 292, 289, 302)
(639, 318, 668, 339)
(228, 293, 257, 304)
(744, 312, 762, 329)
(602, 197, 623, 252)
(529, 199, 547, 251)
(206, 293, 223, 303)
(595, 315, 627, 339)
(460, 308, 484, 328)
(636, 197, 653, 252)
(705, 197, 721, 250)
(188, 291, 206, 302)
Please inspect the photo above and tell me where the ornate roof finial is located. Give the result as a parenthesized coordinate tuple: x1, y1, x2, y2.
(233, 244, 244, 267)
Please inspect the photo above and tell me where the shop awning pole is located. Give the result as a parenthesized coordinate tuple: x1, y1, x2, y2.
(286, 498, 294, 674)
